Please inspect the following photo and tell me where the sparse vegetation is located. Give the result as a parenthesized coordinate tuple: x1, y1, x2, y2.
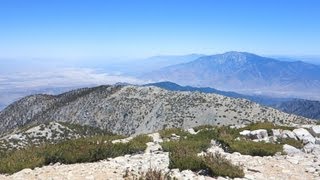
(161, 128, 244, 178)
(227, 140, 283, 156)
(123, 168, 172, 180)
(0, 122, 304, 177)
(239, 122, 294, 135)
(203, 153, 244, 178)
(193, 124, 214, 132)
(278, 138, 304, 149)
(0, 134, 151, 174)
(159, 128, 188, 139)
(213, 125, 284, 156)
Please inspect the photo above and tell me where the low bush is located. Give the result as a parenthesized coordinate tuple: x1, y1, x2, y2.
(239, 122, 294, 135)
(227, 140, 283, 156)
(162, 128, 244, 178)
(278, 138, 304, 149)
(203, 153, 244, 178)
(0, 134, 151, 174)
(163, 141, 205, 171)
(159, 128, 188, 139)
(123, 168, 172, 180)
(193, 125, 214, 132)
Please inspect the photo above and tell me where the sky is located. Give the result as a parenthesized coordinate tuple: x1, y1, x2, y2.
(0, 0, 320, 59)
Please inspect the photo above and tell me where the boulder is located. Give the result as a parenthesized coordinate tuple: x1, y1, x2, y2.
(281, 130, 297, 140)
(283, 144, 301, 155)
(303, 143, 316, 153)
(310, 125, 320, 138)
(250, 129, 268, 140)
(293, 128, 315, 144)
(271, 129, 281, 138)
(239, 130, 251, 136)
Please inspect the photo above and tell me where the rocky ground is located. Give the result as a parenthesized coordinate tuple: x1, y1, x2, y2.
(0, 122, 108, 151)
(2, 124, 320, 180)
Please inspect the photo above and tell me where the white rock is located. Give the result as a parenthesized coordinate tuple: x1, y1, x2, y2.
(250, 129, 268, 140)
(217, 177, 228, 180)
(281, 130, 297, 140)
(239, 130, 251, 136)
(170, 134, 180, 140)
(187, 128, 197, 135)
(310, 125, 320, 138)
(293, 128, 315, 144)
(304, 144, 320, 155)
(112, 136, 133, 144)
(305, 167, 316, 173)
(283, 144, 301, 155)
(303, 143, 316, 153)
(272, 129, 281, 137)
(301, 125, 313, 129)
(145, 142, 162, 153)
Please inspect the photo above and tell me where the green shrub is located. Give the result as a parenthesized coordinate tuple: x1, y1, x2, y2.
(239, 122, 294, 135)
(203, 153, 244, 178)
(193, 125, 214, 132)
(0, 146, 45, 174)
(169, 151, 205, 171)
(162, 141, 206, 171)
(123, 168, 172, 180)
(162, 129, 244, 178)
(159, 128, 188, 139)
(278, 138, 304, 149)
(227, 140, 283, 156)
(0, 134, 151, 174)
(141, 169, 168, 180)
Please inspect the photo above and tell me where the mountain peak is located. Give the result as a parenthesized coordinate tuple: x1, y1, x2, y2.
(212, 51, 259, 64)
(143, 52, 320, 98)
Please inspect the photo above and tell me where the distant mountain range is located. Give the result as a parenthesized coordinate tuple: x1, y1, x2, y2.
(145, 81, 320, 120)
(142, 51, 320, 100)
(144, 81, 292, 106)
(275, 99, 320, 120)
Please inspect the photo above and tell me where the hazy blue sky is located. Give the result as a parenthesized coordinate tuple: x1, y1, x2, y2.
(0, 0, 320, 59)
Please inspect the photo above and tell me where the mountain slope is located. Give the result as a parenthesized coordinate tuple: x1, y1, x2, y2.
(0, 85, 313, 136)
(144, 82, 320, 120)
(144, 81, 292, 106)
(142, 51, 320, 99)
(275, 99, 320, 120)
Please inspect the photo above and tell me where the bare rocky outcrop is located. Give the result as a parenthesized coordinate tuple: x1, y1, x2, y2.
(0, 85, 314, 136)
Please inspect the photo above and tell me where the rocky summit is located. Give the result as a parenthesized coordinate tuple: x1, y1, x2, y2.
(2, 124, 320, 179)
(0, 85, 313, 136)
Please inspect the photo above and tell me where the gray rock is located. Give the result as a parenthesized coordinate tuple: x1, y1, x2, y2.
(310, 125, 320, 138)
(283, 144, 301, 155)
(305, 167, 316, 173)
(293, 128, 315, 144)
(250, 129, 268, 140)
(304, 144, 320, 155)
(272, 129, 281, 137)
(281, 130, 297, 140)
